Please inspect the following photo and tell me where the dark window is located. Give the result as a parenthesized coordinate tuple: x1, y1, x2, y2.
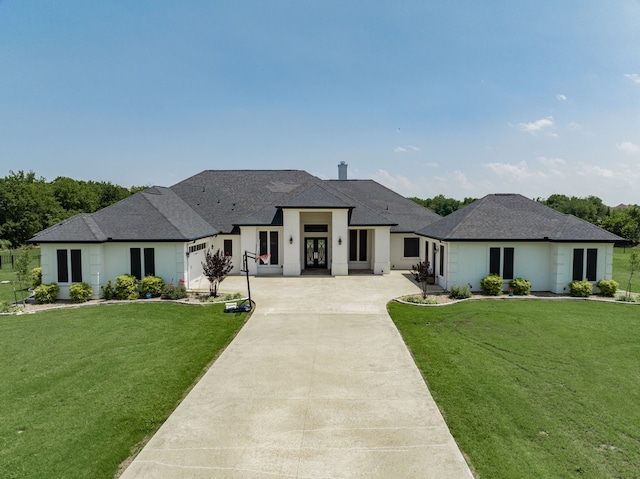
(259, 232, 268, 256)
(404, 237, 420, 257)
(130, 248, 142, 279)
(489, 247, 501, 275)
(359, 230, 368, 262)
(269, 231, 279, 264)
(71, 249, 82, 282)
(503, 247, 514, 280)
(439, 245, 445, 276)
(349, 230, 358, 261)
(224, 239, 233, 257)
(57, 249, 69, 283)
(144, 248, 155, 276)
(304, 224, 328, 233)
(586, 248, 597, 281)
(572, 248, 584, 281)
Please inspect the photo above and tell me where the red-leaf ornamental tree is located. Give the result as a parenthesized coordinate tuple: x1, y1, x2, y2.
(201, 249, 233, 297)
(411, 261, 433, 299)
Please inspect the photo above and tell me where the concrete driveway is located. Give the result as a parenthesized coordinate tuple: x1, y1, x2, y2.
(119, 272, 473, 478)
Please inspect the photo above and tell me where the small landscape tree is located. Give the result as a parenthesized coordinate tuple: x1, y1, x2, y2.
(202, 249, 233, 297)
(626, 249, 640, 300)
(14, 248, 33, 289)
(411, 261, 433, 299)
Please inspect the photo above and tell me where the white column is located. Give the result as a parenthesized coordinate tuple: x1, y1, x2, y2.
(331, 210, 349, 275)
(283, 209, 301, 276)
(240, 226, 259, 275)
(373, 227, 391, 274)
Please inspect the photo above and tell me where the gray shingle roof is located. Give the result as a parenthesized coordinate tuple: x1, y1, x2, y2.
(416, 193, 623, 242)
(30, 187, 217, 243)
(28, 169, 440, 243)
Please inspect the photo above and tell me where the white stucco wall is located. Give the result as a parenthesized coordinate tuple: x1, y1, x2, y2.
(426, 240, 615, 294)
(390, 233, 423, 271)
(40, 242, 186, 300)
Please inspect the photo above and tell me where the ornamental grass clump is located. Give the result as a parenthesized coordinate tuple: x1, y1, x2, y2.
(480, 274, 503, 296)
(569, 279, 592, 297)
(449, 285, 471, 300)
(508, 277, 531, 295)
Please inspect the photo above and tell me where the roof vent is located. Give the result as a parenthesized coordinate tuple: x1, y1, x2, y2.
(338, 161, 348, 180)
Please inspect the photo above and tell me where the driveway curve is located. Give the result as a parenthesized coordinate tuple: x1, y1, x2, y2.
(120, 272, 473, 479)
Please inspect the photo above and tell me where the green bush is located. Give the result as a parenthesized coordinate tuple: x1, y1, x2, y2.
(449, 285, 471, 299)
(508, 277, 531, 296)
(31, 267, 42, 287)
(141, 275, 165, 298)
(69, 282, 93, 303)
(114, 274, 140, 300)
(101, 280, 114, 300)
(596, 279, 618, 297)
(480, 274, 503, 296)
(569, 280, 593, 297)
(33, 282, 59, 304)
(161, 279, 188, 300)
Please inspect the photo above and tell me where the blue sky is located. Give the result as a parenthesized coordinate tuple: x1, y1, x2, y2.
(2, 1, 640, 205)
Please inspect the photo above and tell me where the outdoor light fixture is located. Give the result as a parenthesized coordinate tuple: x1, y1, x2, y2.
(289, 235, 293, 244)
(338, 236, 342, 245)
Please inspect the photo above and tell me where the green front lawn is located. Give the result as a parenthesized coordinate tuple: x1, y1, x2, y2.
(388, 299, 640, 478)
(0, 303, 248, 479)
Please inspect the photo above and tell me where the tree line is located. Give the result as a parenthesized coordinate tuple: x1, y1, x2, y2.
(410, 193, 640, 243)
(0, 170, 145, 248)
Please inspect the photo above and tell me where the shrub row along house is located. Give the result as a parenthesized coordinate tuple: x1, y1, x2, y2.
(29, 163, 622, 299)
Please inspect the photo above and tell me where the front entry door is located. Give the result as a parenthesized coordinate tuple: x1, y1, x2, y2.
(305, 238, 327, 268)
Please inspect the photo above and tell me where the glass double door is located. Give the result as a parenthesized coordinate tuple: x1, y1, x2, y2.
(305, 237, 327, 268)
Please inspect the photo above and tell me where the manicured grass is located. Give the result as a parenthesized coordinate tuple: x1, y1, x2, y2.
(388, 299, 640, 478)
(613, 246, 640, 293)
(0, 302, 248, 479)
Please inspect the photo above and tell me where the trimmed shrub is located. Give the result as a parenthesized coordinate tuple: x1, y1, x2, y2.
(569, 280, 593, 297)
(449, 285, 471, 299)
(161, 279, 188, 300)
(33, 282, 59, 304)
(508, 277, 531, 296)
(596, 279, 618, 297)
(69, 282, 93, 303)
(480, 274, 503, 296)
(141, 275, 165, 298)
(114, 274, 140, 300)
(31, 267, 42, 287)
(101, 280, 115, 300)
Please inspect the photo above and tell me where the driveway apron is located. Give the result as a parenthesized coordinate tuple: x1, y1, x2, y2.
(119, 272, 473, 478)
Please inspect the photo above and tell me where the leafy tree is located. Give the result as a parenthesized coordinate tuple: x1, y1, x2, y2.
(601, 206, 640, 243)
(201, 249, 233, 297)
(538, 194, 609, 224)
(14, 248, 33, 289)
(409, 195, 475, 216)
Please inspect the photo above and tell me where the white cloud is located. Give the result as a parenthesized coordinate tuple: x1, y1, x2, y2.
(616, 141, 640, 154)
(567, 122, 582, 131)
(394, 145, 421, 153)
(624, 73, 640, 84)
(372, 169, 416, 193)
(580, 165, 615, 179)
(556, 94, 567, 101)
(517, 116, 556, 136)
(424, 161, 439, 168)
(483, 161, 546, 181)
(536, 156, 566, 167)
